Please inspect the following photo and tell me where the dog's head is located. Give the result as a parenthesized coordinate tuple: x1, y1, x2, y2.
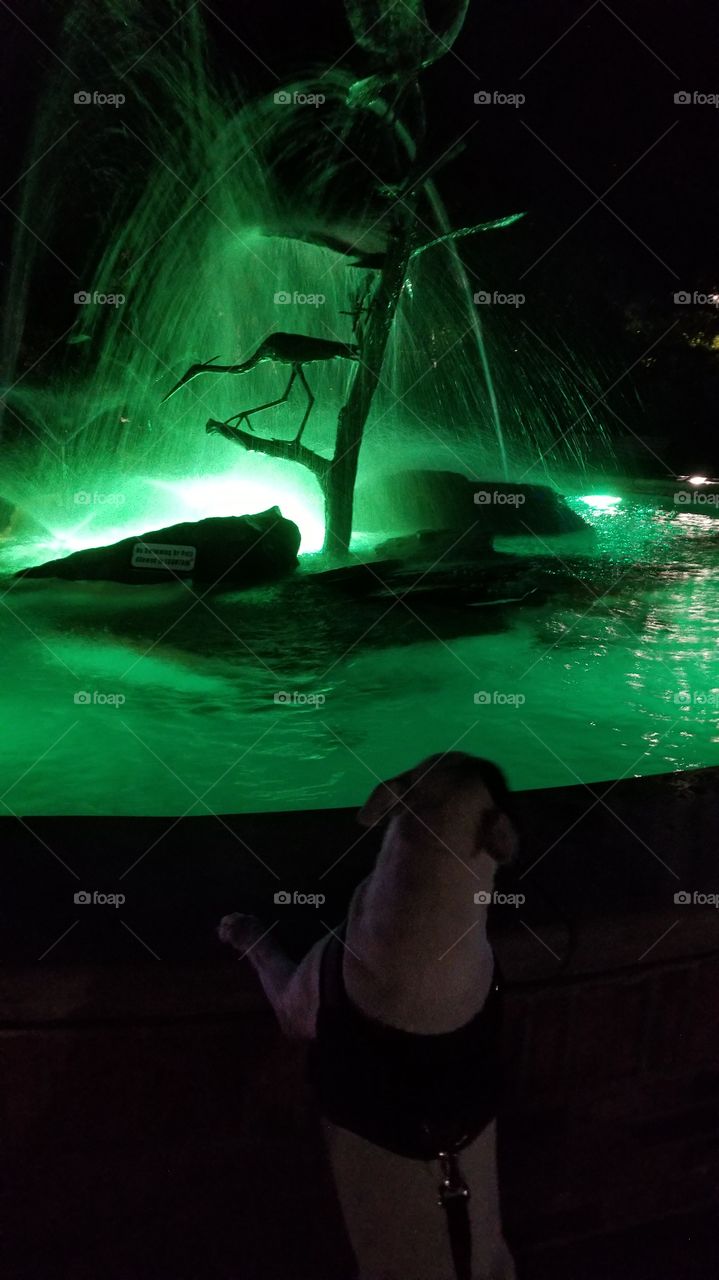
(357, 751, 518, 863)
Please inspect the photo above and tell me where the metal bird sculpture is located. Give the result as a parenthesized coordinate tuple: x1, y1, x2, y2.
(162, 332, 360, 442)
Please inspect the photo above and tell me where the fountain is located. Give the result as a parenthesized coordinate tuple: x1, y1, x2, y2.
(0, 0, 717, 817)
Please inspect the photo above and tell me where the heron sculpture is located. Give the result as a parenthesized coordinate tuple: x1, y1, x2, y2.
(162, 332, 360, 442)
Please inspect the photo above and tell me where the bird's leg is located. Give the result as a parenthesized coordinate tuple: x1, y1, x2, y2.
(223, 368, 297, 430)
(294, 365, 316, 442)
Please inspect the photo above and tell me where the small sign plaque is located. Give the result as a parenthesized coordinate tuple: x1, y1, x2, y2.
(131, 542, 196, 572)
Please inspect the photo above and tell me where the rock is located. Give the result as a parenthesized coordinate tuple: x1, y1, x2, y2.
(356, 470, 590, 536)
(372, 527, 499, 563)
(18, 506, 301, 586)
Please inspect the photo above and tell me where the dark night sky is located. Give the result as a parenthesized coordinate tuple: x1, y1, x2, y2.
(212, 0, 719, 293)
(1, 0, 717, 292)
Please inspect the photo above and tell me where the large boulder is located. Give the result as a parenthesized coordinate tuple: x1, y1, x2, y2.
(18, 506, 301, 586)
(355, 470, 590, 536)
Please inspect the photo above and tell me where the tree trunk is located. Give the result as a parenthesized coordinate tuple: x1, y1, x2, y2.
(322, 210, 416, 555)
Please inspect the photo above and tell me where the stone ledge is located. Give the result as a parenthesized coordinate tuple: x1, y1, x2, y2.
(2, 765, 717, 1018)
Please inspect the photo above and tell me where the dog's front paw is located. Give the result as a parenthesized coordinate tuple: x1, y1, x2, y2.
(217, 912, 266, 954)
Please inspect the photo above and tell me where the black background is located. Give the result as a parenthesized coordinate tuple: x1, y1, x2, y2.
(1, 1, 717, 466)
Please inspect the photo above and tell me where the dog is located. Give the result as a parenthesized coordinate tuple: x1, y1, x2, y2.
(219, 752, 518, 1280)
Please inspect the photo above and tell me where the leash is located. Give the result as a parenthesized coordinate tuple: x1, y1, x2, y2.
(437, 1146, 472, 1280)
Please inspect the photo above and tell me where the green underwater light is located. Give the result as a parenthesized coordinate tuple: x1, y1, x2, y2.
(577, 494, 622, 510)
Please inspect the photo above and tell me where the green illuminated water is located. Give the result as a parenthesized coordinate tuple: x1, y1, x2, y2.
(1, 494, 718, 816)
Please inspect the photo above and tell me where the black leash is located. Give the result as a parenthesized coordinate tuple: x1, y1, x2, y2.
(438, 1147, 472, 1280)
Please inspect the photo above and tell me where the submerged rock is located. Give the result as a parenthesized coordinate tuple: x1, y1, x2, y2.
(372, 527, 500, 563)
(18, 507, 301, 586)
(356, 470, 590, 537)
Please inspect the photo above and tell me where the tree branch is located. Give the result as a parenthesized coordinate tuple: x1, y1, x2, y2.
(411, 211, 526, 259)
(206, 420, 331, 483)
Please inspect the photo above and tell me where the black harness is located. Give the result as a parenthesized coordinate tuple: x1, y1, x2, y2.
(308, 931, 503, 1280)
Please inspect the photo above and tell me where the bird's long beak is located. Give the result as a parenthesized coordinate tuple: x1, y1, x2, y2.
(160, 359, 218, 404)
(161, 355, 258, 404)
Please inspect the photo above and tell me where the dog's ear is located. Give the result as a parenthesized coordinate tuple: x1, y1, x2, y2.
(356, 774, 410, 827)
(479, 808, 519, 863)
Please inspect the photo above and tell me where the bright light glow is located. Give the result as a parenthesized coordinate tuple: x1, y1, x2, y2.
(147, 474, 326, 553)
(6, 470, 327, 572)
(577, 494, 622, 510)
(689, 475, 709, 485)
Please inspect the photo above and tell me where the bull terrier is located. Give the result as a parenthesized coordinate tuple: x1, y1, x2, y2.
(219, 752, 518, 1280)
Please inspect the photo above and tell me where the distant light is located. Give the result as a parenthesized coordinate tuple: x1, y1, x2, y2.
(689, 475, 708, 485)
(577, 494, 622, 510)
